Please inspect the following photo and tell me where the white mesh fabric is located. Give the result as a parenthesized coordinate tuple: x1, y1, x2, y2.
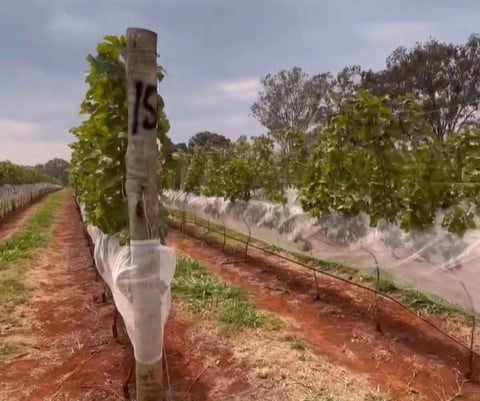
(162, 189, 480, 314)
(0, 183, 61, 219)
(82, 209, 175, 365)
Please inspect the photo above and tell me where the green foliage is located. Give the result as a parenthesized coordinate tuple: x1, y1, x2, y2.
(251, 135, 285, 203)
(362, 35, 480, 140)
(223, 141, 257, 202)
(300, 91, 480, 236)
(201, 148, 229, 197)
(183, 146, 208, 194)
(188, 131, 231, 149)
(69, 35, 128, 235)
(34, 158, 70, 186)
(166, 134, 286, 204)
(402, 290, 462, 315)
(69, 35, 170, 236)
(0, 161, 59, 186)
(0, 343, 16, 360)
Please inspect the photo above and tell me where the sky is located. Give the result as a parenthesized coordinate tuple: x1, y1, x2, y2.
(2, 0, 480, 165)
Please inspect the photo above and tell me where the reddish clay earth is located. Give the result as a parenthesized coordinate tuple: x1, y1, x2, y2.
(167, 223, 480, 401)
(0, 196, 242, 401)
(2, 194, 480, 400)
(1, 194, 392, 401)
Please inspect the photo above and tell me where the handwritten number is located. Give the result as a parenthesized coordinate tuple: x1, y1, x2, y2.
(142, 85, 157, 130)
(132, 82, 143, 135)
(132, 81, 157, 135)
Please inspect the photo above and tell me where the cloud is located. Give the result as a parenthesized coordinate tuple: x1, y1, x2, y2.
(190, 78, 260, 107)
(215, 79, 260, 101)
(3, 0, 480, 165)
(358, 21, 438, 47)
(46, 9, 98, 39)
(0, 118, 72, 165)
(172, 112, 264, 141)
(0, 118, 43, 139)
(0, 138, 71, 165)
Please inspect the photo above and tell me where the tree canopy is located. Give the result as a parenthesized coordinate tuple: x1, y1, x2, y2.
(188, 131, 231, 149)
(35, 158, 70, 185)
(361, 35, 480, 140)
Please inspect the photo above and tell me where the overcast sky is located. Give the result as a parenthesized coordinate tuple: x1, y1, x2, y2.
(1, 0, 480, 165)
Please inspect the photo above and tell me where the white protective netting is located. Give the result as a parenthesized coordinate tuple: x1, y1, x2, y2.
(80, 207, 176, 364)
(0, 183, 62, 219)
(163, 189, 480, 314)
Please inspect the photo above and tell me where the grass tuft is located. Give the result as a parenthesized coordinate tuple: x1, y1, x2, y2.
(173, 256, 282, 330)
(218, 300, 265, 328)
(402, 289, 463, 316)
(0, 343, 16, 360)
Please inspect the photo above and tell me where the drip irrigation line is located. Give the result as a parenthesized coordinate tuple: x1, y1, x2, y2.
(170, 215, 480, 361)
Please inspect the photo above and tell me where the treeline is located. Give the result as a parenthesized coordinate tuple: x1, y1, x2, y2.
(0, 161, 62, 186)
(34, 158, 70, 186)
(161, 35, 480, 237)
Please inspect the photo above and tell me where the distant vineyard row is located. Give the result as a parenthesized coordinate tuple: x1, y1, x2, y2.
(0, 161, 61, 186)
(0, 161, 63, 220)
(0, 183, 61, 220)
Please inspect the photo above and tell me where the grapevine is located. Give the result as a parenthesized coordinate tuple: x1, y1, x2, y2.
(69, 35, 170, 237)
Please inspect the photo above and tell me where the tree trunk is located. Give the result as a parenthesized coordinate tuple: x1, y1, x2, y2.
(125, 27, 163, 401)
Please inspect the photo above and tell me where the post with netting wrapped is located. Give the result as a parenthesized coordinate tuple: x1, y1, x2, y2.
(125, 27, 163, 401)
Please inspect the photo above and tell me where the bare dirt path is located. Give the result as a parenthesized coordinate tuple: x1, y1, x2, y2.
(0, 194, 130, 401)
(168, 225, 480, 401)
(0, 194, 391, 401)
(0, 189, 238, 399)
(0, 197, 45, 242)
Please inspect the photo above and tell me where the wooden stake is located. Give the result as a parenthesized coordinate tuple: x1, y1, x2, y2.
(125, 27, 163, 401)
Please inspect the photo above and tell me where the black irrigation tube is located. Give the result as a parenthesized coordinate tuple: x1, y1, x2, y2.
(170, 214, 480, 365)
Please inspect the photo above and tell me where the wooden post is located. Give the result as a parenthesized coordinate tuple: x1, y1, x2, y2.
(125, 27, 163, 401)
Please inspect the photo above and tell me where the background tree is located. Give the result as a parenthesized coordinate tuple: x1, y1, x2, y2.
(188, 131, 231, 149)
(173, 142, 188, 152)
(361, 35, 480, 140)
(301, 91, 440, 231)
(35, 158, 70, 185)
(251, 67, 332, 148)
(0, 160, 60, 185)
(183, 146, 207, 194)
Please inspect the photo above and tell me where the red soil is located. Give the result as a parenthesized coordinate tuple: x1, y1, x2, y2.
(168, 224, 480, 401)
(0, 196, 245, 401)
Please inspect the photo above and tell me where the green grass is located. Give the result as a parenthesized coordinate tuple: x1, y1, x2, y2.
(290, 338, 307, 351)
(168, 209, 473, 321)
(401, 289, 464, 316)
(0, 191, 65, 263)
(283, 333, 308, 351)
(0, 190, 67, 325)
(173, 256, 283, 330)
(0, 343, 16, 360)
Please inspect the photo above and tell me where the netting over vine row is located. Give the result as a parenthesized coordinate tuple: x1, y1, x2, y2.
(163, 189, 480, 314)
(0, 184, 62, 219)
(78, 204, 176, 364)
